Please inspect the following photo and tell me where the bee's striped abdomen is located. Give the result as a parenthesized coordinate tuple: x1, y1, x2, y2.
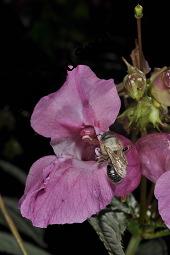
(107, 164, 122, 183)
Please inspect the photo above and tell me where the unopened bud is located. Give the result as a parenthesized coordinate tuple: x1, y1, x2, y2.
(150, 68, 170, 106)
(134, 4, 143, 19)
(124, 72, 146, 100)
(162, 70, 170, 88)
(123, 59, 146, 100)
(118, 96, 162, 134)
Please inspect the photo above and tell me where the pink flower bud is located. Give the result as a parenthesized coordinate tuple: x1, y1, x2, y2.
(151, 68, 170, 106)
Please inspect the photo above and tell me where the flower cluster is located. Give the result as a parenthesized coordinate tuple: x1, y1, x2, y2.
(20, 65, 170, 229)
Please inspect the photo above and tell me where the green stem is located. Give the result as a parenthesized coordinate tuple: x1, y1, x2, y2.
(125, 235, 141, 255)
(143, 230, 170, 239)
(136, 18, 143, 71)
(0, 195, 28, 255)
(140, 177, 147, 224)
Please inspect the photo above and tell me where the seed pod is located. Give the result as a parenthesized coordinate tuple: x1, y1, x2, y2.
(123, 70, 146, 101)
(123, 58, 146, 100)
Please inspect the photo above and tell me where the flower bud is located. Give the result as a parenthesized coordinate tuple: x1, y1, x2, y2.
(118, 96, 162, 134)
(162, 70, 170, 88)
(122, 58, 146, 100)
(134, 4, 143, 19)
(150, 68, 170, 106)
(123, 71, 146, 101)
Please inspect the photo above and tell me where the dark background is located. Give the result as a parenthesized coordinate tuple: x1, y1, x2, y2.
(0, 0, 170, 254)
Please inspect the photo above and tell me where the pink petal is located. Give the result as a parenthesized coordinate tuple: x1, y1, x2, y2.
(154, 171, 170, 228)
(20, 156, 116, 227)
(50, 136, 96, 161)
(31, 65, 120, 138)
(19, 156, 56, 205)
(50, 133, 141, 198)
(114, 134, 141, 197)
(136, 133, 170, 183)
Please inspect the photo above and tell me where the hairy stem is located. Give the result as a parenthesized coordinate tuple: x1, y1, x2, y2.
(0, 194, 28, 255)
(125, 235, 141, 255)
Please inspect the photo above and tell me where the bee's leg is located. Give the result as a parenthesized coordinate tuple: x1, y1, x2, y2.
(95, 147, 101, 157)
(95, 148, 103, 162)
(95, 148, 108, 163)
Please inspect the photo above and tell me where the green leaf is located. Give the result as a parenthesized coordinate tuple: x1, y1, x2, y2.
(0, 232, 51, 255)
(136, 238, 168, 255)
(89, 196, 138, 255)
(109, 194, 138, 216)
(0, 160, 26, 184)
(0, 197, 46, 247)
(88, 197, 132, 255)
(89, 211, 125, 255)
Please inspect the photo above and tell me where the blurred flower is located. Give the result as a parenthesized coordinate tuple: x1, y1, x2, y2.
(151, 68, 170, 106)
(0, 107, 15, 131)
(20, 65, 141, 227)
(136, 133, 170, 228)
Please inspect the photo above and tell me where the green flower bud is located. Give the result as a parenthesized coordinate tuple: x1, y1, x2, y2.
(150, 68, 170, 106)
(123, 72, 146, 100)
(134, 4, 143, 19)
(118, 96, 162, 134)
(123, 58, 146, 100)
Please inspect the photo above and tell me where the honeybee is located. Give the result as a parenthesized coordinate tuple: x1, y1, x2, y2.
(96, 132, 129, 183)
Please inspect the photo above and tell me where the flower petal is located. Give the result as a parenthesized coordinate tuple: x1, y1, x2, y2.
(154, 171, 170, 228)
(114, 134, 141, 197)
(136, 133, 170, 182)
(19, 156, 56, 206)
(20, 156, 115, 227)
(50, 136, 96, 161)
(31, 65, 120, 138)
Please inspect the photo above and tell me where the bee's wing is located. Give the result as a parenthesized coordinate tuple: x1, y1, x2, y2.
(103, 145, 118, 164)
(104, 145, 127, 178)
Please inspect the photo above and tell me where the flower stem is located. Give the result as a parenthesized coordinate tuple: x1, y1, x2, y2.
(125, 235, 141, 255)
(0, 194, 28, 255)
(143, 230, 170, 239)
(136, 18, 143, 71)
(134, 4, 143, 72)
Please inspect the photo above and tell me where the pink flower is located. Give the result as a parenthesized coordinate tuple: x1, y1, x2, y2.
(20, 65, 141, 227)
(136, 133, 170, 228)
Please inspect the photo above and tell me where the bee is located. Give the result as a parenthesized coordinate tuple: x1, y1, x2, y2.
(96, 132, 129, 183)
